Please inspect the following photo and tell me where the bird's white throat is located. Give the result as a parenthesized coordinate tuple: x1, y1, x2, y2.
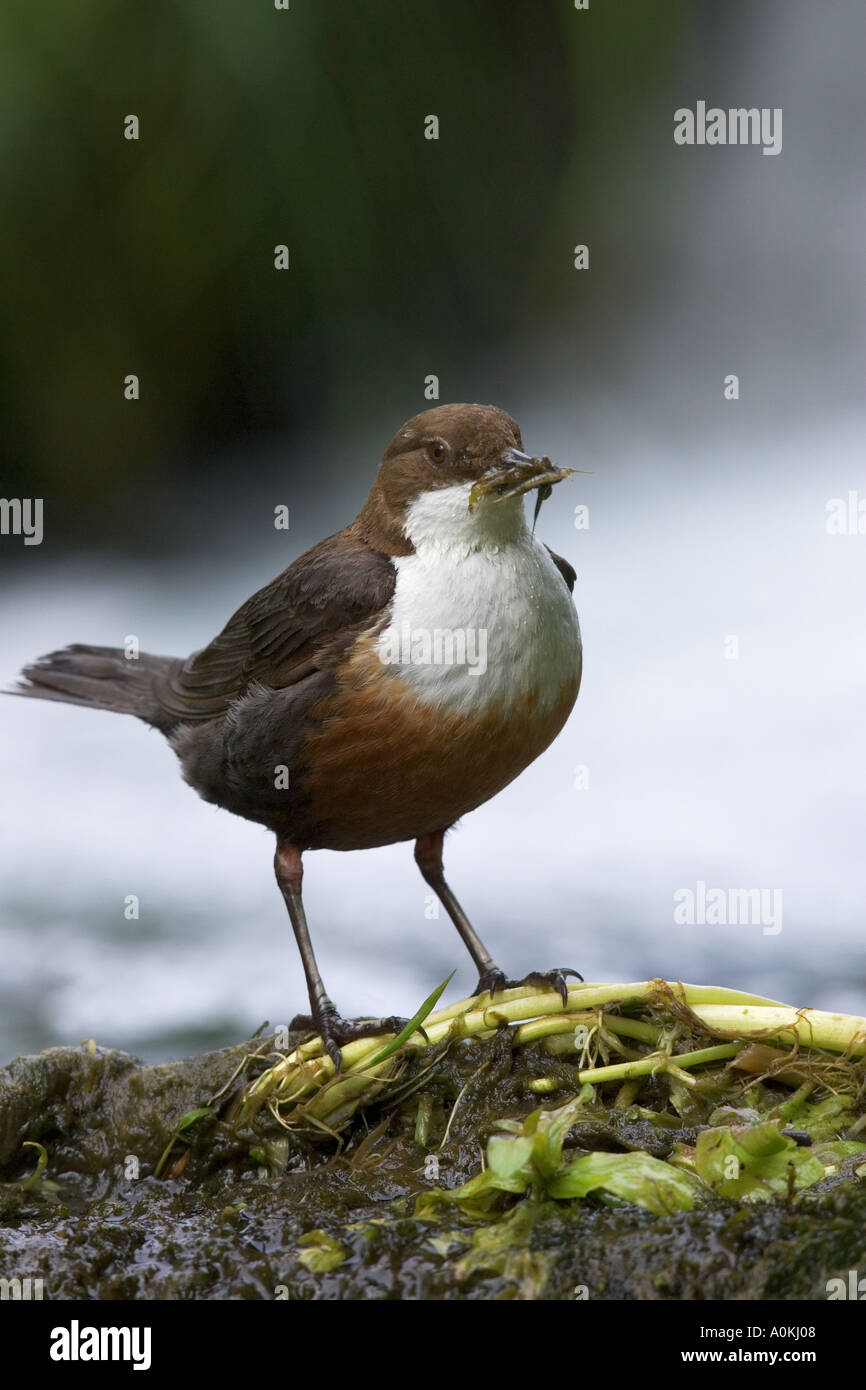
(400, 479, 528, 556)
(374, 482, 582, 712)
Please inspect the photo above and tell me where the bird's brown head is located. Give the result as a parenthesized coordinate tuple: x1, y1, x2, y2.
(356, 403, 570, 555)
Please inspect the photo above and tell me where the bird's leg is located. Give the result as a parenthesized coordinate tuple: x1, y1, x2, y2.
(274, 841, 410, 1069)
(414, 830, 582, 1007)
(414, 830, 499, 981)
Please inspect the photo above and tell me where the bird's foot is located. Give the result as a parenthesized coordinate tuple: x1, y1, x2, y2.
(475, 965, 583, 1009)
(290, 1003, 418, 1070)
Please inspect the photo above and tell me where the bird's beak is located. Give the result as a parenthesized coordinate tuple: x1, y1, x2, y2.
(468, 448, 576, 512)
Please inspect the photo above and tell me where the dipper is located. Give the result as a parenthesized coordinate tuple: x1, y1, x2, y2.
(13, 404, 583, 1063)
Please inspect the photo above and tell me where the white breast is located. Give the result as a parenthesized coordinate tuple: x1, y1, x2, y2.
(375, 482, 582, 713)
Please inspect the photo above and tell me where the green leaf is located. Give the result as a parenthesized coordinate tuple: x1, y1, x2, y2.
(355, 972, 455, 1071)
(528, 1095, 586, 1179)
(453, 1204, 552, 1298)
(176, 1106, 214, 1133)
(20, 1141, 49, 1187)
(297, 1230, 347, 1273)
(486, 1134, 536, 1192)
(549, 1150, 697, 1214)
(776, 1093, 853, 1141)
(732, 1120, 791, 1158)
(154, 1107, 213, 1178)
(426, 1231, 470, 1257)
(692, 1121, 828, 1200)
(809, 1140, 866, 1172)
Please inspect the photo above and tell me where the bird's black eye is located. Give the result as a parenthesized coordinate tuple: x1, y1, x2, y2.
(429, 439, 447, 462)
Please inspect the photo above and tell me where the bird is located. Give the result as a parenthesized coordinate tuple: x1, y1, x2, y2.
(12, 403, 583, 1065)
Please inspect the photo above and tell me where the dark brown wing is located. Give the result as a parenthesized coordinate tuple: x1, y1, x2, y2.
(158, 527, 396, 721)
(545, 546, 576, 593)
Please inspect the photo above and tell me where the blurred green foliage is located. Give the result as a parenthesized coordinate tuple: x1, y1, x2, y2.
(0, 0, 689, 541)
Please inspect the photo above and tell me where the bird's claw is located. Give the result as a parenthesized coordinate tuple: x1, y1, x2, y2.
(475, 965, 583, 1009)
(475, 966, 511, 998)
(522, 967, 583, 1008)
(290, 1005, 421, 1070)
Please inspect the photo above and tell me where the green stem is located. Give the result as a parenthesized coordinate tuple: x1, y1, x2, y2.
(578, 1042, 744, 1086)
(528, 1013, 662, 1051)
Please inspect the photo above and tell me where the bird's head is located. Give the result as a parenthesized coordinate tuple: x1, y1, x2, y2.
(357, 403, 573, 555)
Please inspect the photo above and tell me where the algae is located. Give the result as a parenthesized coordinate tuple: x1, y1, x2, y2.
(1, 988, 865, 1300)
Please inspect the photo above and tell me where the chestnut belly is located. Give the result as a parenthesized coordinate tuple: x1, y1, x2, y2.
(295, 639, 580, 850)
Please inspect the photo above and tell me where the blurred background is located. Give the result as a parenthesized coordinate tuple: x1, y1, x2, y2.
(1, 0, 864, 1061)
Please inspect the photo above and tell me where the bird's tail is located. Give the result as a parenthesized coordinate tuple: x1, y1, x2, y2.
(10, 644, 180, 731)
